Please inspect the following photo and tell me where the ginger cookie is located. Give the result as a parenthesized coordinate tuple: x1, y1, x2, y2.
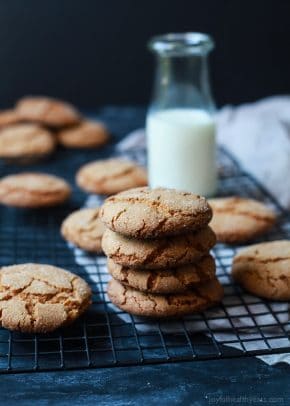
(0, 109, 22, 127)
(107, 277, 223, 318)
(232, 240, 290, 300)
(208, 197, 276, 243)
(0, 173, 71, 208)
(16, 96, 81, 128)
(57, 120, 110, 149)
(0, 263, 91, 333)
(76, 158, 147, 195)
(100, 187, 212, 238)
(107, 255, 216, 294)
(102, 226, 216, 270)
(0, 124, 56, 162)
(61, 208, 105, 253)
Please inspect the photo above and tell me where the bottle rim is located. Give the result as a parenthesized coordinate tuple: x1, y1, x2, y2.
(148, 32, 214, 56)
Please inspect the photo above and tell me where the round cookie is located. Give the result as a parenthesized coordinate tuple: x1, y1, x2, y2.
(57, 120, 110, 149)
(61, 208, 105, 253)
(102, 226, 216, 270)
(0, 263, 91, 333)
(16, 96, 81, 128)
(107, 277, 223, 318)
(209, 197, 276, 243)
(107, 255, 216, 294)
(232, 240, 290, 300)
(0, 109, 22, 127)
(0, 173, 71, 208)
(101, 187, 212, 239)
(0, 124, 56, 161)
(76, 158, 147, 195)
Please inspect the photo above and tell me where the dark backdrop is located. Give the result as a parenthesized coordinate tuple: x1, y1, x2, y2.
(0, 0, 289, 109)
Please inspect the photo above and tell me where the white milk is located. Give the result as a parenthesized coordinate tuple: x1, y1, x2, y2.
(146, 108, 217, 196)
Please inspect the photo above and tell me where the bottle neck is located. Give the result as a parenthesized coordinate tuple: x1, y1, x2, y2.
(150, 53, 215, 113)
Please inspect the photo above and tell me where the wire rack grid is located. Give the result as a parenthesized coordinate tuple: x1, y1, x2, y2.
(0, 145, 289, 374)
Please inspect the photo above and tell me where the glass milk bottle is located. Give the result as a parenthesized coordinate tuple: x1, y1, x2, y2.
(146, 33, 217, 196)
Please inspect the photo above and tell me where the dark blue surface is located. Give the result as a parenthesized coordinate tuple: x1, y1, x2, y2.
(1, 107, 289, 404)
(0, 357, 289, 405)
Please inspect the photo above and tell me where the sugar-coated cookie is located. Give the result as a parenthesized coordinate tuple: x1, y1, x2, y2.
(61, 208, 105, 253)
(0, 173, 71, 208)
(102, 226, 216, 270)
(208, 197, 276, 243)
(101, 187, 212, 239)
(16, 96, 81, 128)
(232, 240, 290, 300)
(0, 109, 22, 127)
(57, 120, 110, 148)
(76, 159, 147, 195)
(107, 277, 223, 317)
(107, 255, 216, 294)
(0, 124, 55, 161)
(0, 263, 91, 333)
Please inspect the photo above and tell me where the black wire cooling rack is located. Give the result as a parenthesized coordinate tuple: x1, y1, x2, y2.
(0, 141, 290, 374)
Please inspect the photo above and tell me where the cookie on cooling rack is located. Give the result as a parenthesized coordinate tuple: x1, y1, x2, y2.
(61, 208, 105, 253)
(0, 124, 56, 162)
(100, 187, 212, 238)
(0, 173, 71, 208)
(102, 226, 216, 270)
(76, 158, 147, 195)
(16, 96, 81, 128)
(57, 120, 110, 149)
(208, 197, 276, 243)
(0, 109, 22, 127)
(232, 240, 290, 300)
(0, 263, 92, 333)
(107, 277, 223, 317)
(107, 255, 216, 294)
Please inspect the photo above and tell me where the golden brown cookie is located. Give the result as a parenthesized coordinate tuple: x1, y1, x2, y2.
(101, 187, 212, 238)
(107, 255, 216, 294)
(107, 277, 223, 317)
(0, 173, 71, 208)
(16, 96, 81, 128)
(61, 208, 105, 253)
(208, 197, 276, 243)
(232, 240, 290, 300)
(57, 120, 110, 148)
(0, 124, 56, 161)
(76, 158, 147, 195)
(0, 109, 22, 127)
(0, 263, 91, 333)
(102, 226, 216, 270)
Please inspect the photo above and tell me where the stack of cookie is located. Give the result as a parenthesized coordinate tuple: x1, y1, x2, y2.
(100, 187, 224, 318)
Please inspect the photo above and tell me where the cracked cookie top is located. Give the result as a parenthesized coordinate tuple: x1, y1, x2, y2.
(232, 240, 290, 300)
(76, 158, 147, 195)
(61, 208, 105, 253)
(0, 263, 92, 333)
(102, 226, 216, 270)
(107, 277, 223, 317)
(16, 96, 81, 128)
(107, 255, 216, 294)
(57, 120, 110, 149)
(209, 197, 276, 243)
(0, 124, 56, 159)
(0, 172, 71, 208)
(100, 187, 212, 238)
